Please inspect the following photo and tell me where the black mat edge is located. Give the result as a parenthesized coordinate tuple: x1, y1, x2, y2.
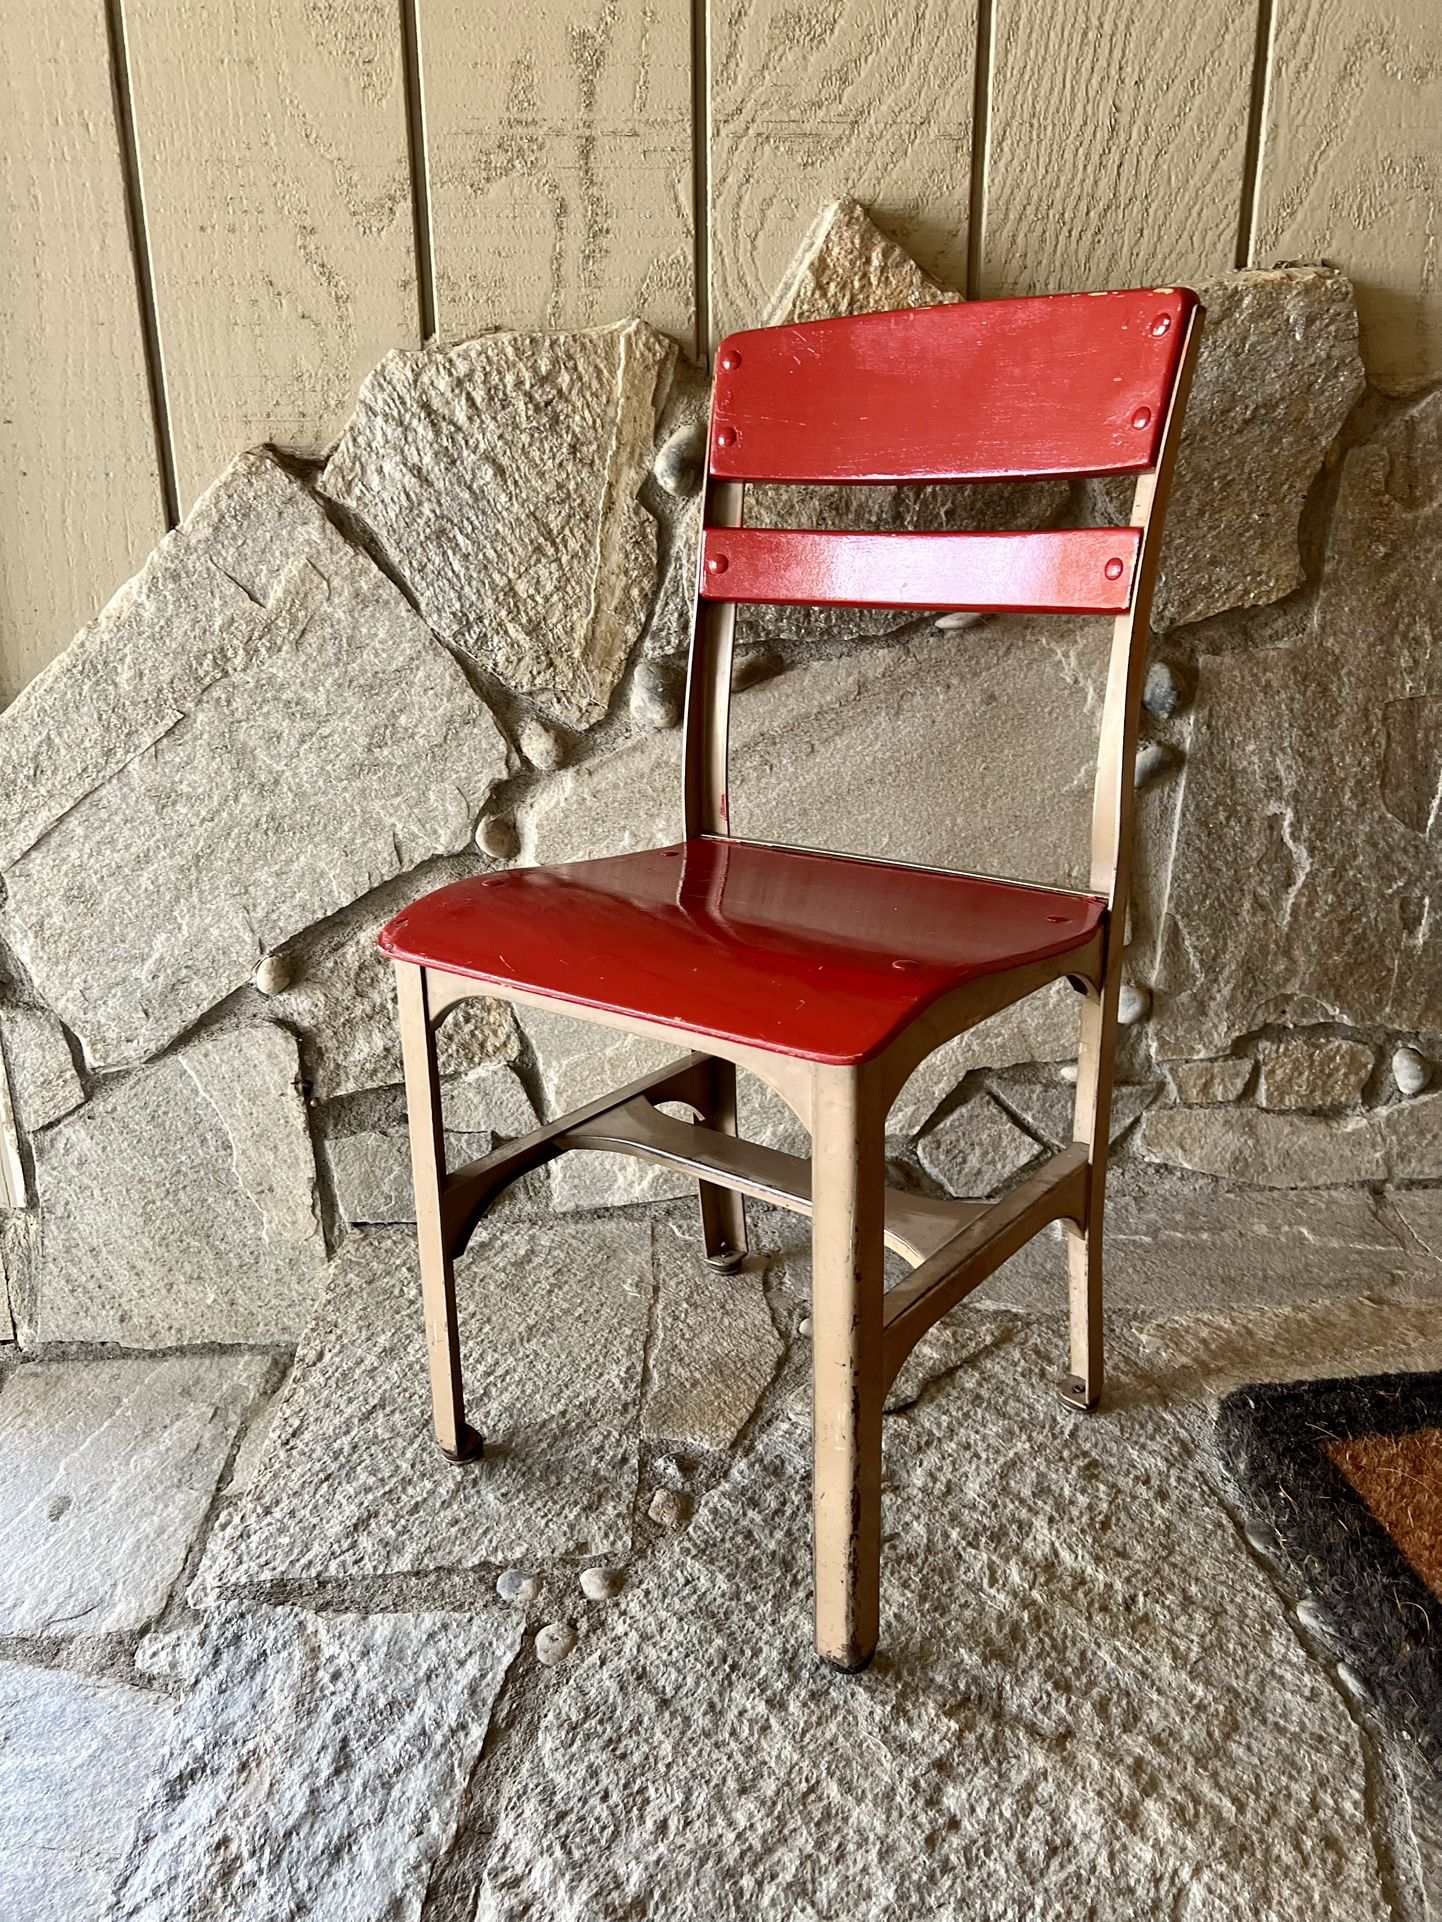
(1215, 1369, 1442, 1776)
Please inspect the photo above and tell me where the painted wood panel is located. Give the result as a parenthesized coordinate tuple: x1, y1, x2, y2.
(978, 0, 1254, 298)
(120, 0, 419, 511)
(419, 0, 694, 347)
(708, 0, 976, 344)
(0, 0, 166, 706)
(1253, 0, 1441, 394)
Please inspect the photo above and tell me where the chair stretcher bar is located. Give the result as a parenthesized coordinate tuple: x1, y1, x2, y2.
(879, 1145, 1089, 1388)
(439, 1056, 1086, 1383)
(442, 1061, 985, 1267)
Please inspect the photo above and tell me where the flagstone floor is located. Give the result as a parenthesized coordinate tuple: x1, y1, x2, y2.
(3, 1171, 1441, 1922)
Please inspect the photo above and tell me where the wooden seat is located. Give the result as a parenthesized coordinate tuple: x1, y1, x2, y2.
(384, 286, 1202, 1672)
(380, 839, 1105, 1066)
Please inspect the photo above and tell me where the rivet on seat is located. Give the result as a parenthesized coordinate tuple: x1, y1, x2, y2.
(706, 553, 729, 575)
(715, 425, 737, 448)
(1104, 557, 1125, 580)
(1150, 313, 1172, 337)
(1130, 406, 1152, 430)
(720, 349, 742, 371)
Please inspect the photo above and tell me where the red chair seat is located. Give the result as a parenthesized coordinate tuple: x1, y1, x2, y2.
(379, 838, 1104, 1067)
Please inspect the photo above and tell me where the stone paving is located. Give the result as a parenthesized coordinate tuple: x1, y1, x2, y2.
(2, 1174, 1442, 1920)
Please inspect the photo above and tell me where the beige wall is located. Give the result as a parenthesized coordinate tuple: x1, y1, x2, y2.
(2, 0, 1437, 706)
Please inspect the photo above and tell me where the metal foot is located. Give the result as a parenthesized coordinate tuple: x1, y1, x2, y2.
(704, 1245, 746, 1272)
(819, 1646, 877, 1675)
(438, 1422, 485, 1463)
(1057, 1375, 1100, 1413)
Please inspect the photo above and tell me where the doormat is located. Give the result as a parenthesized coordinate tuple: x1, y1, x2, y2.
(1215, 1370, 1442, 1774)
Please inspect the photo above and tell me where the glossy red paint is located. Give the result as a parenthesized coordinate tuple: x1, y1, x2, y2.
(378, 839, 1104, 1067)
(708, 288, 1196, 484)
(697, 525, 1140, 613)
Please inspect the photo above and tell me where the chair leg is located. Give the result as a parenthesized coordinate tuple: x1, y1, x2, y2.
(808, 1064, 886, 1671)
(1061, 980, 1115, 1412)
(395, 961, 483, 1462)
(693, 1056, 749, 1269)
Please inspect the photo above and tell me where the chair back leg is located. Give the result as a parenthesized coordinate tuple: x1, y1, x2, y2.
(808, 1063, 887, 1670)
(395, 961, 483, 1461)
(693, 1056, 749, 1270)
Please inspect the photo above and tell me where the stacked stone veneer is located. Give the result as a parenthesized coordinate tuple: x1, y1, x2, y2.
(0, 199, 1438, 1350)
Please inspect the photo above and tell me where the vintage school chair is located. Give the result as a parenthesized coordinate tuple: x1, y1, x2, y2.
(381, 288, 1201, 1671)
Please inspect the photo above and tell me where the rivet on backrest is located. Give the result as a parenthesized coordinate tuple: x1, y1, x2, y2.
(719, 349, 742, 371)
(1130, 407, 1152, 430)
(715, 425, 737, 448)
(1150, 313, 1172, 337)
(1104, 557, 1125, 580)
(706, 553, 729, 575)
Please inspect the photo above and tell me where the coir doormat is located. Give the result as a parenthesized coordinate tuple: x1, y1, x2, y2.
(1216, 1370, 1442, 1773)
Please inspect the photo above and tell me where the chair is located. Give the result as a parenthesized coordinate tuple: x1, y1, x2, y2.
(381, 288, 1202, 1671)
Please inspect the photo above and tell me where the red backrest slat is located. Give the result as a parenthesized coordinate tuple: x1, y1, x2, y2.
(698, 527, 1142, 615)
(708, 288, 1196, 484)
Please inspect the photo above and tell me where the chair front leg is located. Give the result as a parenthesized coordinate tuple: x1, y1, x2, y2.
(808, 1063, 886, 1671)
(395, 961, 483, 1462)
(1062, 977, 1116, 1411)
(693, 1055, 748, 1270)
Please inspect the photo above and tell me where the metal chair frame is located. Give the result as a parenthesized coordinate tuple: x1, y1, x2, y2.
(390, 291, 1202, 1670)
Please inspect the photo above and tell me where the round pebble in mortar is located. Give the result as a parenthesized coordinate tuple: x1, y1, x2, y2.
(519, 718, 565, 771)
(1336, 1661, 1370, 1703)
(653, 1452, 691, 1489)
(648, 1487, 691, 1529)
(630, 661, 682, 730)
(496, 1569, 539, 1605)
(476, 812, 519, 860)
(1243, 1520, 1277, 1560)
(1294, 1595, 1329, 1636)
(1392, 1045, 1431, 1096)
(1117, 983, 1151, 1025)
(1142, 660, 1184, 718)
(535, 1622, 578, 1666)
(579, 1566, 623, 1602)
(253, 953, 293, 996)
(652, 419, 706, 498)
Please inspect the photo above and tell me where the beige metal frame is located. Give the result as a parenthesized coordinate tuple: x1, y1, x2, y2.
(392, 309, 1201, 1669)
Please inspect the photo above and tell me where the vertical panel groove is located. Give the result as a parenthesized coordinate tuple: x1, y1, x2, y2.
(1235, 0, 1277, 269)
(965, 0, 995, 300)
(691, 0, 713, 361)
(104, 0, 180, 529)
(401, 0, 438, 341)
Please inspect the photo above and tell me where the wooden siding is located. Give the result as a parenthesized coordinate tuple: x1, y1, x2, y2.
(978, 0, 1255, 296)
(418, 0, 694, 346)
(121, 0, 419, 511)
(1252, 0, 1441, 395)
(707, 0, 977, 342)
(1, 0, 1437, 700)
(0, 0, 167, 706)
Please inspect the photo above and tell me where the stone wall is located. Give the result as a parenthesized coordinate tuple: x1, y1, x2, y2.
(1, 200, 1438, 1349)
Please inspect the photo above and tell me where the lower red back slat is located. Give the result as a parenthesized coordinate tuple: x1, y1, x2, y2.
(697, 526, 1141, 614)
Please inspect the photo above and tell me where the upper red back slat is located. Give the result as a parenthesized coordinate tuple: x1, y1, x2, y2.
(708, 288, 1197, 485)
